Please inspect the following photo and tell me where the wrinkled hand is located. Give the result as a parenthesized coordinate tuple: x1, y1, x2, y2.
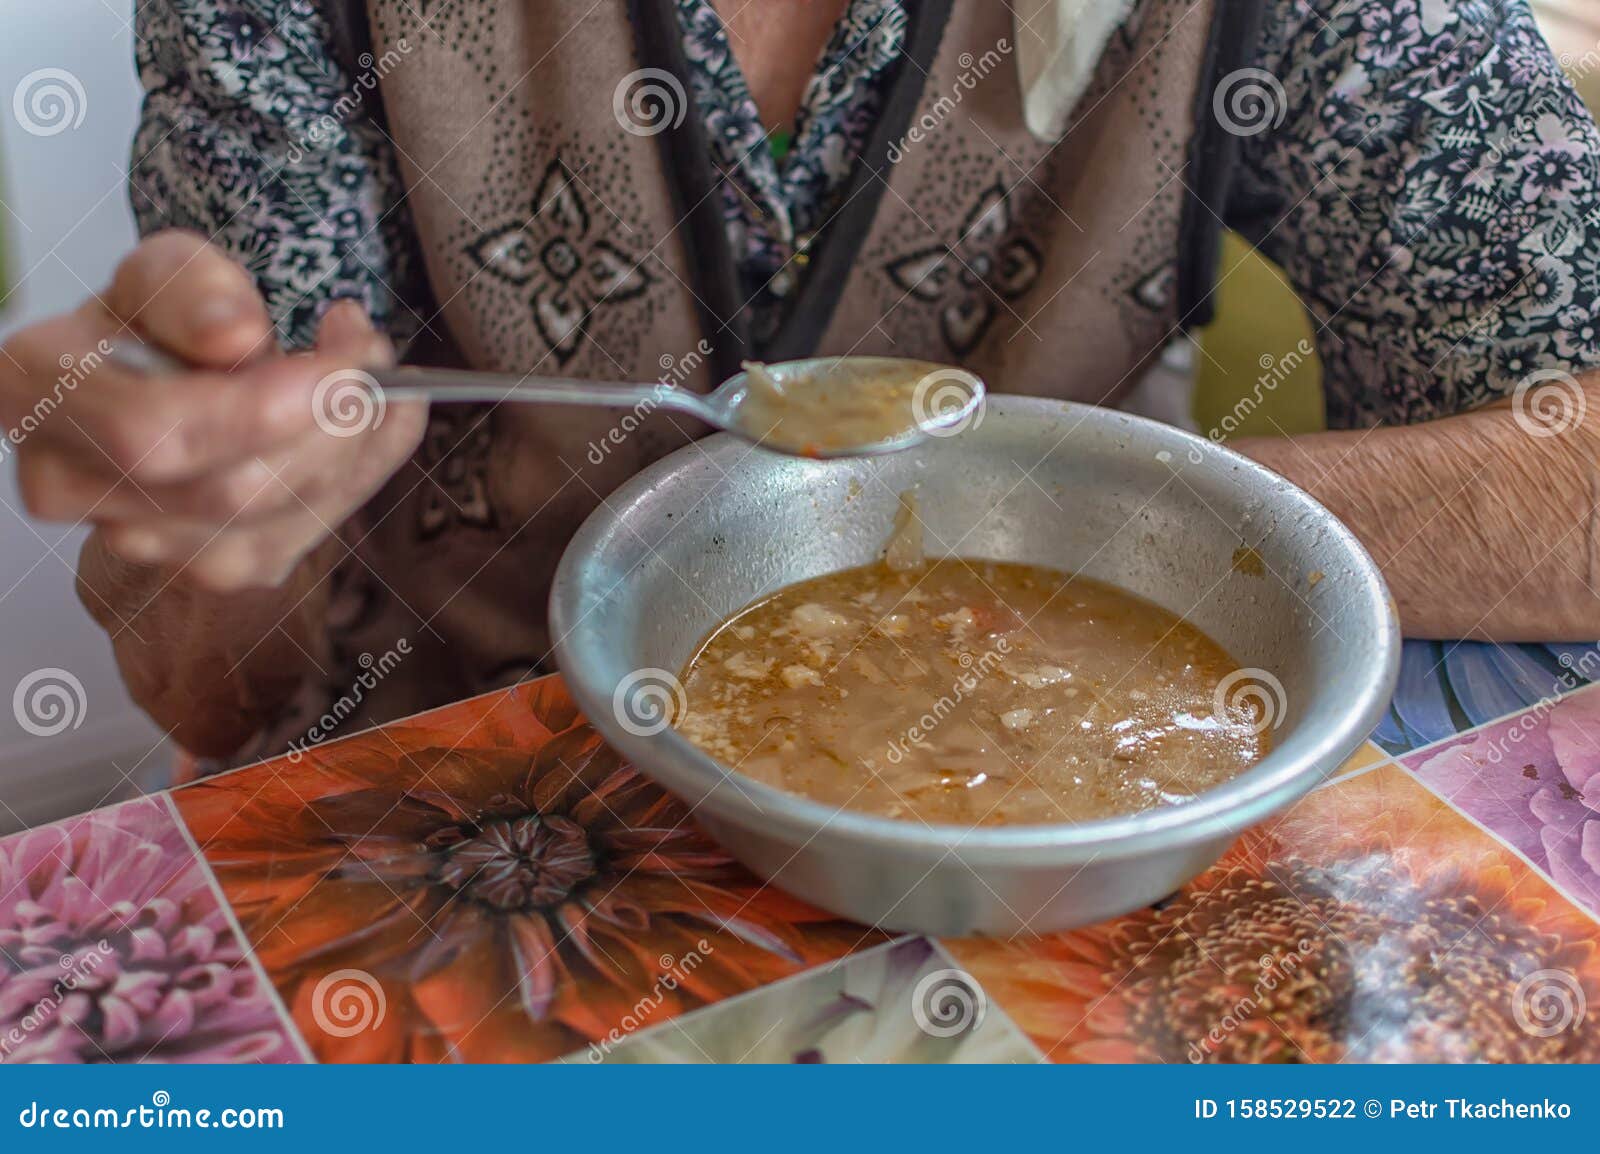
(1, 230, 425, 591)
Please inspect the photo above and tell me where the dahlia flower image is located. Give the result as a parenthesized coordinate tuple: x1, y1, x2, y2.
(0, 797, 297, 1063)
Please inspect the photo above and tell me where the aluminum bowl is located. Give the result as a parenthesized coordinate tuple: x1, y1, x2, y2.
(550, 396, 1399, 935)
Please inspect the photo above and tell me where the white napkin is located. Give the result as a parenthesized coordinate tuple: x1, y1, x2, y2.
(1013, 0, 1139, 140)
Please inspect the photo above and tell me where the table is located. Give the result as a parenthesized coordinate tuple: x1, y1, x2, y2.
(3, 638, 1597, 1064)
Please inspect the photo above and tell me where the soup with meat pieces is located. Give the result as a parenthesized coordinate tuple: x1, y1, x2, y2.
(674, 560, 1269, 825)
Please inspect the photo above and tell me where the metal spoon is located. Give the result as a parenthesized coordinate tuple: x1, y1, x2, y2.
(105, 337, 985, 459)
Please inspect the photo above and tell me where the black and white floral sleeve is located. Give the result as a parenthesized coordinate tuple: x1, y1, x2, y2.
(1232, 0, 1600, 428)
(131, 0, 426, 349)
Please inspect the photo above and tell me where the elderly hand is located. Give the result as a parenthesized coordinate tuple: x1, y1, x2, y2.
(1, 229, 425, 592)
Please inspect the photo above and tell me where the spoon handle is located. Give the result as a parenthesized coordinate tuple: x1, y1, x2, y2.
(102, 335, 715, 422)
(372, 366, 708, 419)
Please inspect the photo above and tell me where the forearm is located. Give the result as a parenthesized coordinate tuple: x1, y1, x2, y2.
(1233, 385, 1600, 641)
(76, 532, 338, 757)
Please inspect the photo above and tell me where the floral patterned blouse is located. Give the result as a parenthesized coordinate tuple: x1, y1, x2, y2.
(676, 0, 907, 344)
(130, 0, 1600, 428)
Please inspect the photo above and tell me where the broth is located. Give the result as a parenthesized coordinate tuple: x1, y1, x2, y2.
(674, 559, 1268, 825)
(736, 358, 961, 455)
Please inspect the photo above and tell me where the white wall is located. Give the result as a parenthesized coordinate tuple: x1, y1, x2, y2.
(0, 3, 167, 830)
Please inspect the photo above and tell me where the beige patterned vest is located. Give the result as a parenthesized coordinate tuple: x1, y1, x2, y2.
(243, 0, 1259, 759)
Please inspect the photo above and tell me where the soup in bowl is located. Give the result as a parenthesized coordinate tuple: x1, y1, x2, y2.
(674, 547, 1271, 827)
(551, 396, 1398, 934)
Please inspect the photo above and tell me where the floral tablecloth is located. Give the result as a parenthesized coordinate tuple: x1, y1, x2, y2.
(3, 639, 1598, 1064)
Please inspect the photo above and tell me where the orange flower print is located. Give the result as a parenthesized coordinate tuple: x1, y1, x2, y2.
(174, 679, 879, 1062)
